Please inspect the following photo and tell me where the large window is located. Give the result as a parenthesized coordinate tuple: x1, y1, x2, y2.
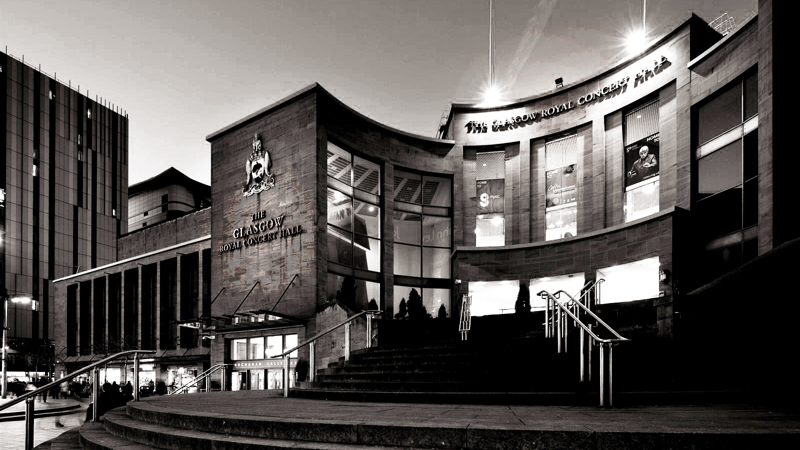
(694, 72, 758, 265)
(231, 334, 297, 361)
(326, 142, 382, 309)
(624, 100, 660, 222)
(468, 280, 519, 316)
(596, 257, 659, 304)
(545, 134, 578, 240)
(476, 151, 505, 246)
(393, 168, 452, 318)
(529, 273, 585, 309)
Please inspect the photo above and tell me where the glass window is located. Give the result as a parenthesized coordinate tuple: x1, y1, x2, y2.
(393, 286, 449, 319)
(353, 236, 381, 272)
(423, 288, 451, 318)
(328, 188, 352, 231)
(266, 336, 283, 358)
(248, 337, 264, 360)
(422, 216, 451, 248)
(232, 338, 247, 360)
(327, 142, 352, 186)
(354, 200, 380, 238)
(530, 273, 586, 309)
(476, 215, 505, 247)
(394, 211, 421, 245)
(624, 100, 659, 144)
(353, 155, 380, 195)
(285, 334, 298, 358)
(545, 206, 577, 241)
(394, 243, 421, 277)
(596, 257, 660, 304)
(477, 152, 505, 179)
(468, 280, 519, 316)
(625, 180, 659, 222)
(327, 226, 352, 266)
(394, 169, 422, 204)
(698, 83, 742, 144)
(697, 140, 742, 200)
(423, 247, 450, 279)
(422, 175, 451, 207)
(743, 72, 758, 121)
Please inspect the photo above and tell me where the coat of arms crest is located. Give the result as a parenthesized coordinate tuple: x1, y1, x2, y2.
(242, 133, 275, 196)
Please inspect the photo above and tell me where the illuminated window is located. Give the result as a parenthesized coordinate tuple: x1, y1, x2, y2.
(596, 257, 660, 303)
(624, 100, 660, 223)
(529, 273, 585, 309)
(545, 133, 578, 240)
(476, 151, 505, 246)
(468, 280, 519, 316)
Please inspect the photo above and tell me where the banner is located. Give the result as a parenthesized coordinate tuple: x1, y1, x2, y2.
(625, 133, 660, 189)
(476, 179, 504, 214)
(546, 164, 577, 208)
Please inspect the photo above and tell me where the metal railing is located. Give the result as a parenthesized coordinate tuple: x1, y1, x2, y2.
(0, 350, 155, 450)
(539, 279, 629, 407)
(275, 309, 381, 397)
(459, 295, 472, 341)
(170, 364, 229, 395)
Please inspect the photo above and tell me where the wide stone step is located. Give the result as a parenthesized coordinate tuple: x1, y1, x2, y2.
(78, 420, 156, 450)
(290, 388, 595, 405)
(100, 407, 409, 450)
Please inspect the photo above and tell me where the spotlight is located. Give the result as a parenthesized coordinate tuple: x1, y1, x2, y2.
(555, 77, 563, 88)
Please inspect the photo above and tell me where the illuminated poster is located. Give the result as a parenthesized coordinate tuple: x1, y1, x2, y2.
(545, 164, 577, 208)
(476, 179, 504, 214)
(625, 133, 660, 188)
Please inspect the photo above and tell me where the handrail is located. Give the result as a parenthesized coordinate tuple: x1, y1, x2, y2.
(0, 349, 155, 450)
(540, 291, 627, 345)
(553, 289, 628, 342)
(276, 309, 382, 397)
(0, 349, 154, 413)
(170, 364, 229, 395)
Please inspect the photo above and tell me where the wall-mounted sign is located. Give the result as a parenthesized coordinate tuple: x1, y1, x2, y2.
(219, 211, 304, 253)
(465, 56, 669, 134)
(546, 164, 577, 208)
(242, 133, 275, 197)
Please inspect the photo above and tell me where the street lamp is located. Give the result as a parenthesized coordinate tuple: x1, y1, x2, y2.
(2, 291, 32, 399)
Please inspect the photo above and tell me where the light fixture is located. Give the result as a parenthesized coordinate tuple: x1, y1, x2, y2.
(555, 77, 563, 88)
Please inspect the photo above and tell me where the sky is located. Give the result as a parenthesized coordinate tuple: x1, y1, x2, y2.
(1, 0, 757, 186)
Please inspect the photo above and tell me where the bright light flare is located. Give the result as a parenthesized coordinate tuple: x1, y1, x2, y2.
(625, 29, 647, 54)
(481, 84, 503, 105)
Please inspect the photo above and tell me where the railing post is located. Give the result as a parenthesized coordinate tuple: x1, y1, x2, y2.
(587, 324, 593, 382)
(309, 341, 316, 383)
(283, 355, 290, 398)
(133, 352, 140, 401)
(24, 397, 34, 450)
(599, 343, 605, 407)
(366, 313, 372, 349)
(563, 307, 568, 353)
(344, 322, 351, 361)
(92, 367, 100, 422)
(221, 368, 226, 392)
(608, 344, 614, 407)
(579, 328, 585, 382)
(556, 304, 562, 354)
(544, 295, 550, 338)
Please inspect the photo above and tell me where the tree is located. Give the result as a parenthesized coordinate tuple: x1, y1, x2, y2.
(394, 299, 407, 319)
(406, 288, 430, 320)
(437, 304, 447, 319)
(515, 283, 531, 314)
(368, 299, 378, 310)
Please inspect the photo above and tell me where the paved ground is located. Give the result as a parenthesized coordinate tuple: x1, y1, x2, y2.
(140, 390, 800, 435)
(0, 397, 88, 450)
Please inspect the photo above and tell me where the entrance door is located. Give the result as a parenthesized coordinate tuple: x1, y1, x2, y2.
(248, 370, 264, 390)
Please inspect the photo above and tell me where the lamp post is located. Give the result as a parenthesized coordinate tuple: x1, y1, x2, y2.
(2, 291, 32, 399)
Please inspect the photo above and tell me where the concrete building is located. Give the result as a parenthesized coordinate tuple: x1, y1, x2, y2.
(128, 167, 210, 232)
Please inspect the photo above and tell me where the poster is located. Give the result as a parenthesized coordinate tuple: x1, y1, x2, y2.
(476, 179, 504, 214)
(545, 164, 577, 208)
(625, 133, 660, 189)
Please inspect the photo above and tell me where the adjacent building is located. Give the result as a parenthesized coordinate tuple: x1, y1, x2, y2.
(1, 51, 128, 379)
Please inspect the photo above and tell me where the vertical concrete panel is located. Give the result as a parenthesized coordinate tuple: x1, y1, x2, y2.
(757, 0, 774, 254)
(591, 117, 606, 230)
(519, 139, 531, 243)
(155, 261, 161, 350)
(604, 112, 624, 226)
(578, 122, 593, 235)
(658, 82, 678, 210)
(531, 138, 546, 242)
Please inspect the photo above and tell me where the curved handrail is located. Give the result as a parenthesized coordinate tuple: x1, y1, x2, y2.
(553, 289, 628, 342)
(0, 350, 155, 413)
(539, 291, 627, 345)
(170, 364, 229, 395)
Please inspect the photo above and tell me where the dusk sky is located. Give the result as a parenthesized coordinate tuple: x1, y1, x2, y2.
(1, 0, 756, 186)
